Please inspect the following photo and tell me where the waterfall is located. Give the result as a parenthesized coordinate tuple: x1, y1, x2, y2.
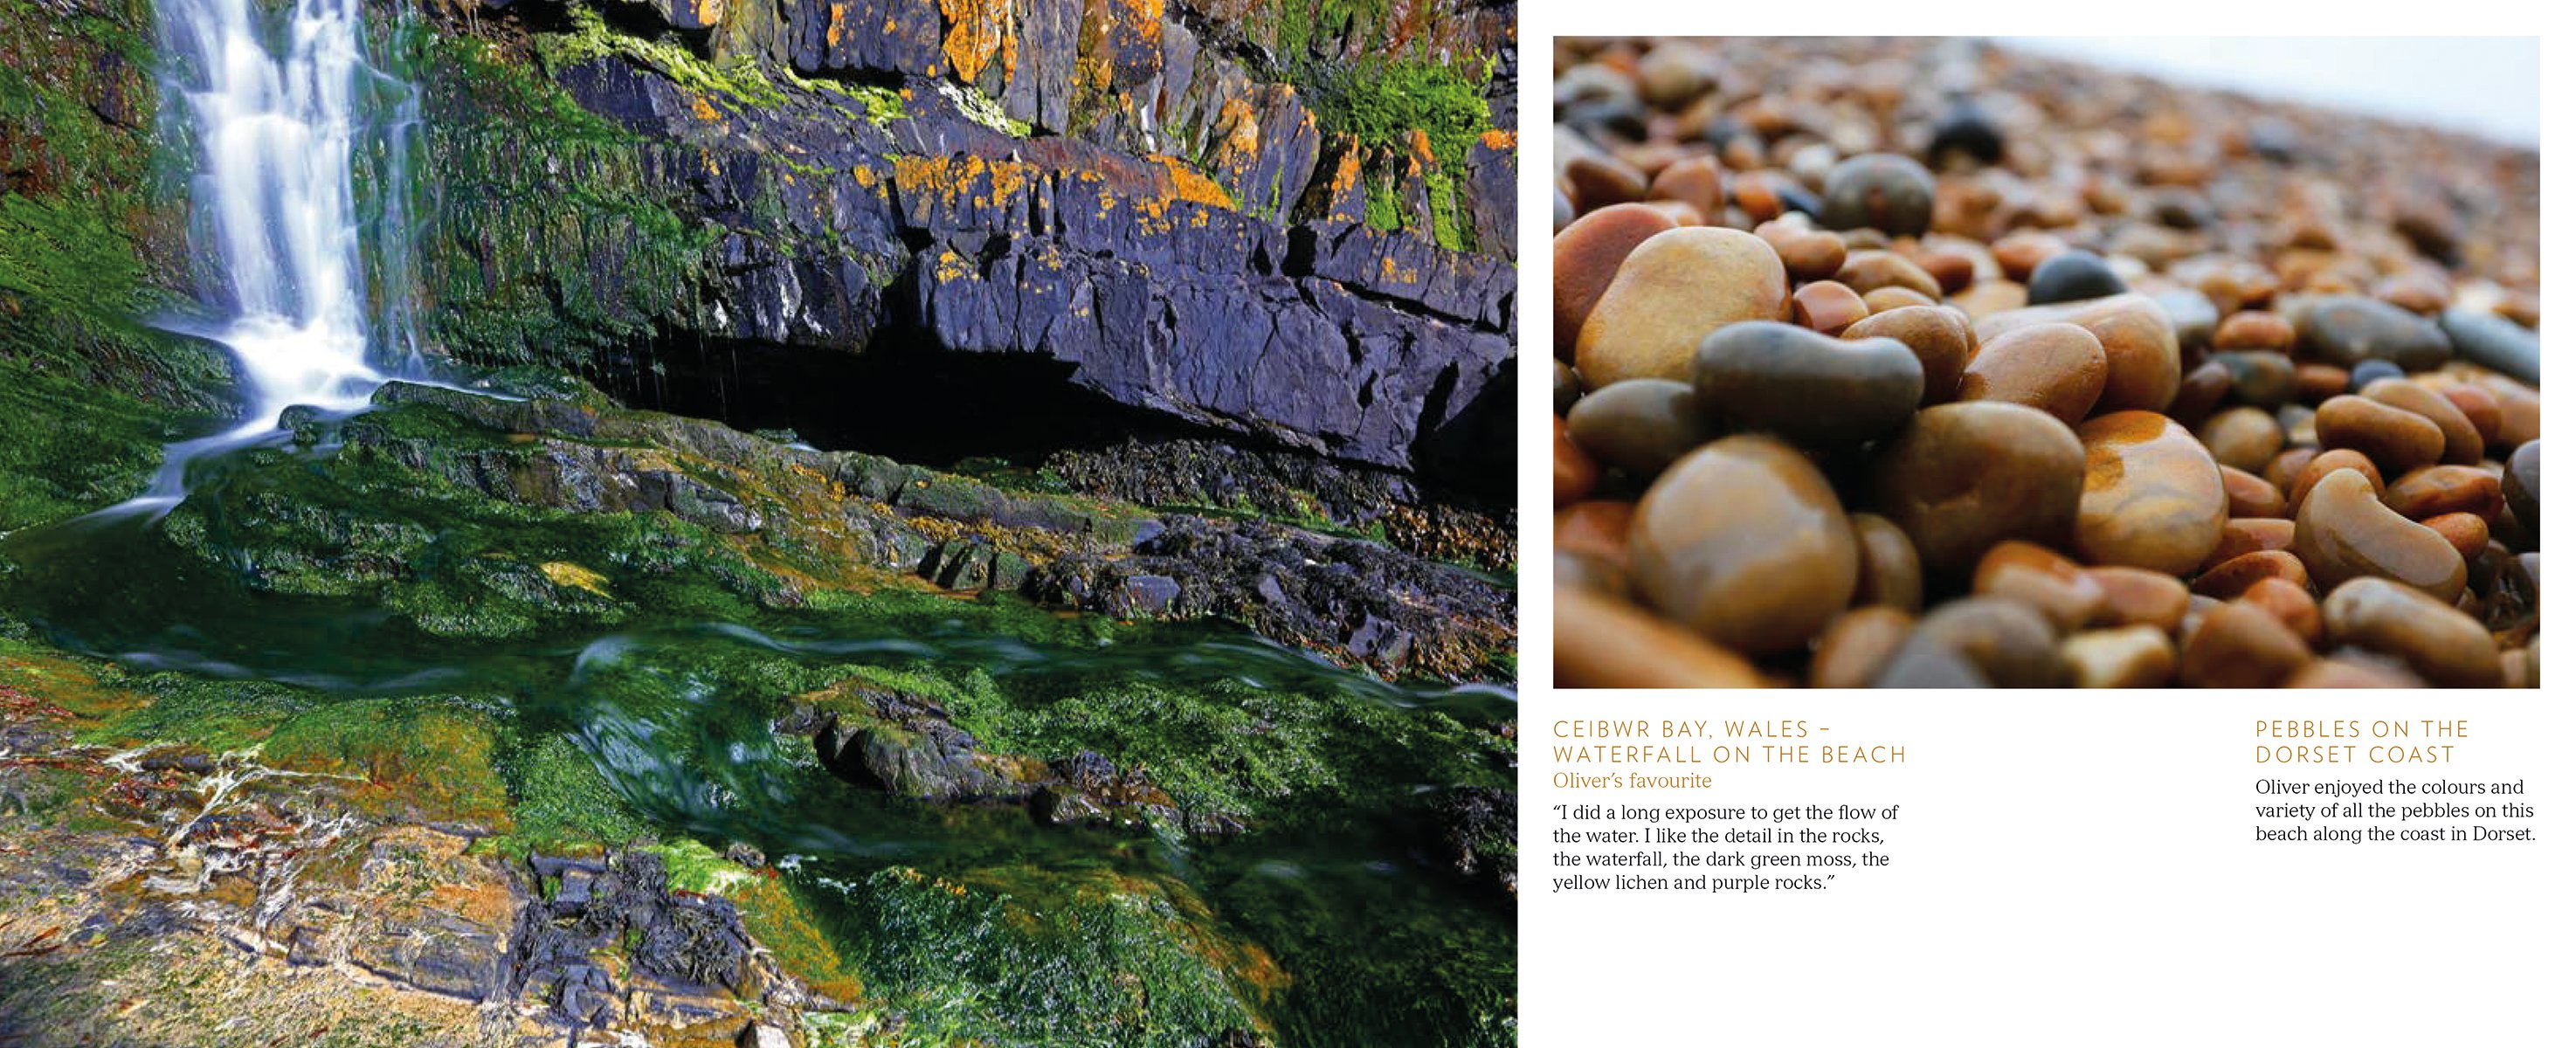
(114, 0, 415, 514)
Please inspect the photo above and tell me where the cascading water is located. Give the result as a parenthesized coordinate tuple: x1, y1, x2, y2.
(116, 0, 414, 514)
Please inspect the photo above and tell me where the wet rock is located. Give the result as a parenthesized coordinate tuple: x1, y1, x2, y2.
(2296, 295, 2453, 371)
(1849, 512, 1924, 612)
(1630, 436, 1859, 653)
(1556, 585, 1769, 687)
(1975, 293, 2181, 414)
(2359, 378, 2483, 465)
(1567, 378, 1716, 476)
(1871, 402, 2085, 575)
(2504, 442, 2539, 532)
(2314, 395, 2445, 475)
(1844, 306, 1974, 404)
(2437, 307, 2539, 385)
(2320, 577, 2501, 686)
(1820, 153, 1937, 236)
(2178, 602, 2310, 688)
(1954, 321, 2107, 425)
(1577, 227, 1791, 386)
(1911, 596, 2060, 687)
(1554, 203, 1679, 358)
(2073, 411, 2226, 576)
(2061, 625, 2176, 687)
(1928, 98, 2005, 165)
(2291, 467, 2467, 602)
(1693, 321, 1924, 445)
(2023, 250, 2125, 306)
(1810, 606, 1916, 688)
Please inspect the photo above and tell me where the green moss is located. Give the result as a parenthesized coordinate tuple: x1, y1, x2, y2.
(653, 838, 870, 1002)
(1298, 56, 1492, 249)
(535, 4, 785, 108)
(257, 697, 515, 824)
(790, 72, 908, 125)
(835, 866, 1262, 1046)
(487, 734, 652, 855)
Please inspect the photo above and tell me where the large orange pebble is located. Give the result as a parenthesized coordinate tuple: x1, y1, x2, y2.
(1557, 586, 1770, 688)
(2074, 411, 2227, 575)
(2178, 602, 2312, 687)
(2220, 466, 2289, 518)
(2086, 566, 2192, 631)
(2237, 577, 2322, 644)
(2288, 449, 2382, 511)
(1954, 322, 2108, 426)
(2359, 378, 2483, 465)
(1977, 293, 2183, 414)
(1578, 227, 1791, 386)
(1630, 436, 1858, 654)
(2291, 468, 2467, 602)
(2191, 550, 2309, 599)
(2382, 465, 2502, 521)
(1871, 403, 2086, 575)
(1552, 418, 1598, 507)
(1552, 203, 1679, 359)
(2319, 577, 2501, 686)
(2314, 395, 2445, 475)
(1972, 540, 2106, 632)
(1845, 306, 1975, 404)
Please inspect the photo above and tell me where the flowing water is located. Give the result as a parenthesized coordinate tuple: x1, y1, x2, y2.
(2, 0, 1516, 1040)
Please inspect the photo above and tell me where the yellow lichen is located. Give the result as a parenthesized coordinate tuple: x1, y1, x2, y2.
(539, 561, 612, 596)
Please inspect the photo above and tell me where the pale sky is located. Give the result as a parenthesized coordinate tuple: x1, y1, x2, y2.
(2001, 37, 2540, 147)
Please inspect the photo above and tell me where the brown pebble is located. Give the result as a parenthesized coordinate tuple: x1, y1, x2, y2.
(2191, 550, 2309, 599)
(2237, 577, 2322, 644)
(2285, 658, 2424, 687)
(1566, 378, 1718, 476)
(2291, 468, 2467, 602)
(1646, 155, 1727, 216)
(2435, 383, 2503, 447)
(1845, 306, 1974, 404)
(1849, 513, 1923, 612)
(2422, 512, 2490, 560)
(1552, 203, 1678, 359)
(1972, 540, 2107, 632)
(1554, 500, 1635, 569)
(2061, 625, 2177, 687)
(1553, 417, 1598, 507)
(2087, 566, 2192, 631)
(2212, 309, 2295, 351)
(2293, 364, 2349, 404)
(1555, 549, 1627, 595)
(1809, 606, 1916, 688)
(1955, 322, 2108, 426)
(1564, 154, 1647, 213)
(1834, 250, 1942, 299)
(2382, 465, 2502, 521)
(1862, 286, 1939, 313)
(2289, 449, 2383, 511)
(1950, 279, 2028, 321)
(1976, 293, 2182, 414)
(1557, 585, 1770, 688)
(1792, 280, 1869, 335)
(2359, 378, 2483, 466)
(2205, 518, 2298, 570)
(2220, 465, 2289, 519)
(1871, 402, 2087, 575)
(1578, 227, 1792, 386)
(1630, 436, 1858, 653)
(1913, 596, 2062, 687)
(2319, 576, 2501, 686)
(2165, 360, 2231, 426)
(2314, 395, 2445, 475)
(2074, 411, 2227, 575)
(2195, 406, 2285, 473)
(1755, 220, 1847, 282)
(1915, 249, 1976, 295)
(2265, 446, 2319, 493)
(2178, 602, 2311, 687)
(1992, 231, 2067, 283)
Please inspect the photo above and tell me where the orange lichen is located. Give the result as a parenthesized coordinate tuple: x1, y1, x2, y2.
(825, 1, 849, 48)
(939, 0, 1012, 85)
(1479, 128, 1517, 151)
(1150, 155, 1236, 210)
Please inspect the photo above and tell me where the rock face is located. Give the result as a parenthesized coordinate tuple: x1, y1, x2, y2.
(410, 0, 1517, 479)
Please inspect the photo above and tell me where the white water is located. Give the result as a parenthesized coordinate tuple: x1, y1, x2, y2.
(111, 0, 414, 515)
